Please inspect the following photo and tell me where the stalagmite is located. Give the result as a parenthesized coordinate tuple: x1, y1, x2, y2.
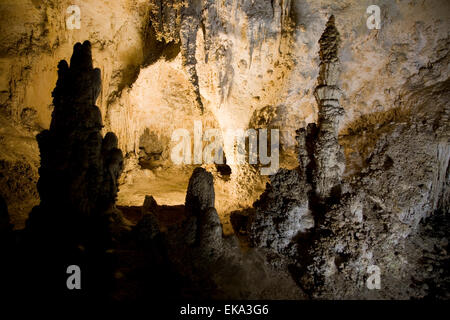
(0, 1, 449, 302)
(312, 15, 346, 199)
(15, 41, 125, 300)
(295, 15, 346, 200)
(185, 167, 215, 216)
(28, 41, 124, 247)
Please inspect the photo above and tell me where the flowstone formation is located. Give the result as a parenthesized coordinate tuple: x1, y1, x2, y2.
(6, 41, 125, 300)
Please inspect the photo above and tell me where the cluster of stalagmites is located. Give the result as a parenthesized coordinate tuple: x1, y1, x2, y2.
(28, 40, 125, 247)
(1, 41, 125, 300)
(239, 16, 449, 299)
(0, 38, 300, 301)
(132, 168, 230, 298)
(133, 166, 307, 299)
(138, 167, 223, 260)
(244, 16, 345, 256)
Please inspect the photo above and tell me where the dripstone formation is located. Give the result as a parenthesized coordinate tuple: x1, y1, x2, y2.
(245, 16, 450, 299)
(247, 16, 345, 256)
(185, 167, 215, 216)
(295, 15, 345, 200)
(311, 15, 346, 199)
(29, 40, 124, 247)
(150, 166, 302, 299)
(8, 41, 124, 300)
(1, 10, 448, 301)
(177, 167, 223, 257)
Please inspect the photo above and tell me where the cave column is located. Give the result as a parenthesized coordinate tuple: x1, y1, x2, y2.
(312, 15, 346, 199)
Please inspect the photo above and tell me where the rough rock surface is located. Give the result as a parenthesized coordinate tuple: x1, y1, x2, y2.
(0, 0, 449, 301)
(248, 17, 345, 256)
(311, 15, 346, 199)
(147, 167, 305, 299)
(248, 168, 312, 256)
(245, 16, 450, 299)
(185, 166, 215, 215)
(2, 0, 449, 229)
(300, 106, 449, 299)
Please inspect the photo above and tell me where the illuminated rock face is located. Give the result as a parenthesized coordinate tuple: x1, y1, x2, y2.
(246, 15, 450, 299)
(1, 0, 450, 218)
(248, 168, 312, 256)
(0, 0, 449, 301)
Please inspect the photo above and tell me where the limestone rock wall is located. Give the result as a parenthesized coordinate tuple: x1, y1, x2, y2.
(0, 0, 151, 227)
(1, 1, 449, 198)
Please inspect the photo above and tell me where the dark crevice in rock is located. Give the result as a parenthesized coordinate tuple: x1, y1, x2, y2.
(142, 22, 181, 68)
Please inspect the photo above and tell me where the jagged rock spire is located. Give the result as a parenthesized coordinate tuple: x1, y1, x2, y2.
(312, 15, 346, 199)
(315, 15, 343, 102)
(318, 15, 341, 64)
(11, 41, 127, 299)
(294, 15, 345, 199)
(28, 40, 123, 248)
(247, 15, 348, 256)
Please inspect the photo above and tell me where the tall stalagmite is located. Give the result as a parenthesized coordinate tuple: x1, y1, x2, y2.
(312, 15, 346, 199)
(246, 17, 348, 255)
(22, 41, 124, 299)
